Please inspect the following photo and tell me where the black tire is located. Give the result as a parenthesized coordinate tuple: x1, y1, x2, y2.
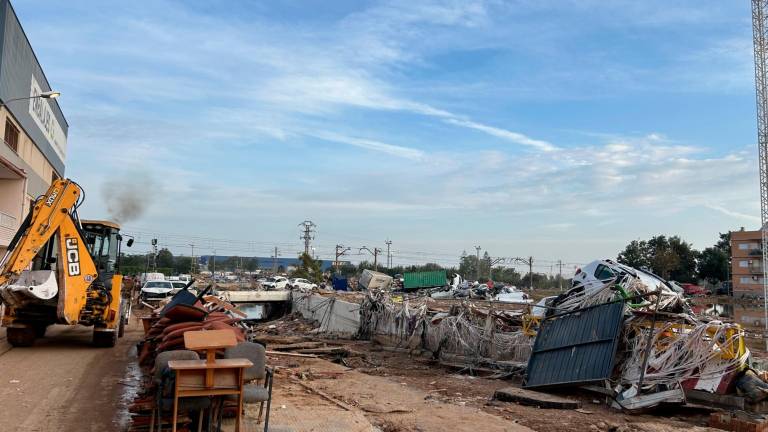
(93, 329, 117, 347)
(118, 316, 126, 338)
(7, 327, 35, 347)
(33, 324, 48, 338)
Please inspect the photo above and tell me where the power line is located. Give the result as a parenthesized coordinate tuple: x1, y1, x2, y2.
(359, 246, 382, 271)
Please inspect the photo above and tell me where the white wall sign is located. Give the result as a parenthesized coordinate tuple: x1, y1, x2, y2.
(28, 76, 67, 163)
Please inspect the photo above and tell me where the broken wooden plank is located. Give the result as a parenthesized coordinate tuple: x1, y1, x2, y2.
(252, 335, 313, 345)
(297, 346, 350, 355)
(439, 361, 499, 375)
(493, 387, 581, 409)
(292, 379, 352, 411)
(266, 350, 318, 358)
(271, 341, 324, 351)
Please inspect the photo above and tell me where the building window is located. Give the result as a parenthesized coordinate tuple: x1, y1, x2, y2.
(4, 119, 19, 152)
(740, 260, 749, 268)
(740, 276, 763, 285)
(738, 242, 760, 251)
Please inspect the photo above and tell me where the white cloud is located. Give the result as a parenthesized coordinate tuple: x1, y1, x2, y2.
(704, 204, 760, 223)
(309, 131, 425, 160)
(13, 0, 760, 263)
(444, 118, 557, 151)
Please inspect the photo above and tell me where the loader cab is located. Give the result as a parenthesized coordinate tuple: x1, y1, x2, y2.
(81, 220, 123, 287)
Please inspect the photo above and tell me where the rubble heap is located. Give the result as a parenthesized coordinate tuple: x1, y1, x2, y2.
(358, 290, 534, 372)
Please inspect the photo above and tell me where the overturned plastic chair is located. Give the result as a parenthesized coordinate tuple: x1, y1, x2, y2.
(222, 342, 274, 432)
(151, 349, 212, 432)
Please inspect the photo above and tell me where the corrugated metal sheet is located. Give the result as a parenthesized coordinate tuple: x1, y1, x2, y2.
(524, 301, 625, 389)
(403, 270, 446, 290)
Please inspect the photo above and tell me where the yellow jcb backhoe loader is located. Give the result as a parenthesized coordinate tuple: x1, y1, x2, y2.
(0, 178, 132, 347)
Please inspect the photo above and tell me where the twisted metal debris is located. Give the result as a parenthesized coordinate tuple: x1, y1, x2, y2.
(358, 290, 533, 363)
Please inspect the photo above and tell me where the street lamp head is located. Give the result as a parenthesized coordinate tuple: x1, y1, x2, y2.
(40, 91, 60, 99)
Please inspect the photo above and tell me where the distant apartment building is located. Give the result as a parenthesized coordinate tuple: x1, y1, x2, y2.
(731, 228, 764, 297)
(0, 0, 67, 256)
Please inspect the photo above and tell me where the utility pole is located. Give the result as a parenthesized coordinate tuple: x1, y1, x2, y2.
(335, 245, 351, 271)
(212, 249, 216, 276)
(475, 246, 481, 281)
(558, 259, 564, 291)
(529, 256, 534, 291)
(360, 246, 382, 271)
(513, 256, 534, 291)
(272, 247, 280, 274)
(299, 220, 317, 255)
(385, 239, 393, 268)
(189, 243, 196, 274)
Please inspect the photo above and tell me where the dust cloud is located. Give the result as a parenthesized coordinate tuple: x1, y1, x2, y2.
(100, 175, 157, 224)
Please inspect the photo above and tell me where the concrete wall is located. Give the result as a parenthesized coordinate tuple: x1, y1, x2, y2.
(292, 294, 360, 336)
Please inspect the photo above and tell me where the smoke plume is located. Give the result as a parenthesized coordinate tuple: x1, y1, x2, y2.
(100, 174, 157, 224)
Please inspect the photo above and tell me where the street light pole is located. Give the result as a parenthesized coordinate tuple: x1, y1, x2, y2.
(0, 91, 60, 107)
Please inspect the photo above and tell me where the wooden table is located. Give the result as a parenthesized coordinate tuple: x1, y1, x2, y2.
(168, 358, 253, 432)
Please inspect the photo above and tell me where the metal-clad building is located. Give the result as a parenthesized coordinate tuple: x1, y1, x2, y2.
(0, 0, 68, 253)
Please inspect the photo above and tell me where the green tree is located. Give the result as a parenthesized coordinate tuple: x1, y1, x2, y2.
(617, 235, 699, 282)
(715, 232, 731, 256)
(244, 257, 259, 271)
(458, 251, 488, 280)
(491, 266, 522, 285)
(174, 256, 192, 274)
(698, 247, 729, 283)
(668, 236, 698, 282)
(617, 240, 651, 269)
(156, 248, 174, 269)
(291, 253, 323, 283)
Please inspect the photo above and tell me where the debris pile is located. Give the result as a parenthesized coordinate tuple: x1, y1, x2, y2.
(529, 264, 757, 413)
(127, 285, 248, 431)
(357, 290, 534, 374)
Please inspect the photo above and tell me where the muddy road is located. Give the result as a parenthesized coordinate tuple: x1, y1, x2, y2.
(0, 320, 142, 432)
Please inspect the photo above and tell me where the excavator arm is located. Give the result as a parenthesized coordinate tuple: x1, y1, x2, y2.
(0, 179, 104, 326)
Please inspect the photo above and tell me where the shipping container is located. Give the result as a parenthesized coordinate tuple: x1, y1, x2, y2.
(403, 270, 447, 290)
(358, 269, 392, 290)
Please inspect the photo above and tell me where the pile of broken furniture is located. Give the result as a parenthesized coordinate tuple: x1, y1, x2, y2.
(127, 282, 272, 432)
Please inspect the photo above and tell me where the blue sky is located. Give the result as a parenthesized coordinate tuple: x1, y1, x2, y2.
(12, 1, 761, 273)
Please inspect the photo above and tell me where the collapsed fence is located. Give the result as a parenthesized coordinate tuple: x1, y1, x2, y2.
(357, 291, 534, 365)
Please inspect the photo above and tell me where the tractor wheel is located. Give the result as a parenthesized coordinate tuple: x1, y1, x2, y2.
(7, 327, 35, 347)
(118, 316, 126, 338)
(33, 324, 48, 338)
(93, 329, 117, 347)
